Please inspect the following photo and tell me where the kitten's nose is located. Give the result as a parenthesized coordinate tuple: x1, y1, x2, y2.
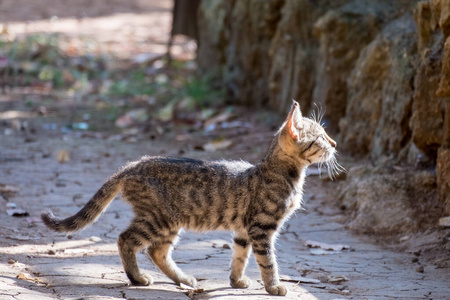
(330, 139, 337, 148)
(325, 133, 336, 148)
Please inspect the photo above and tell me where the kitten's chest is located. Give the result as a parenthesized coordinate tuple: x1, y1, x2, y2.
(286, 175, 305, 212)
(287, 188, 303, 211)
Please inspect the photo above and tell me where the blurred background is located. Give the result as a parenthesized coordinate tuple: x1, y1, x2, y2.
(0, 0, 449, 264)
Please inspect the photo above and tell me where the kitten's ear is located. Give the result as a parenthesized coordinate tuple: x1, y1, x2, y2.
(284, 100, 302, 140)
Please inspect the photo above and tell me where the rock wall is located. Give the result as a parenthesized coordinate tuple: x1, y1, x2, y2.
(198, 0, 285, 107)
(197, 0, 450, 221)
(338, 166, 438, 235)
(412, 0, 450, 216)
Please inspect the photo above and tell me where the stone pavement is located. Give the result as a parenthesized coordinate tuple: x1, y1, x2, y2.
(1, 133, 449, 300)
(1, 0, 447, 298)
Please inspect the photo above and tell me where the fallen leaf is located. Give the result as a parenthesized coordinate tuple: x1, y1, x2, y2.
(204, 110, 235, 129)
(178, 283, 195, 290)
(178, 284, 204, 300)
(200, 108, 216, 120)
(17, 272, 33, 280)
(193, 145, 205, 151)
(305, 240, 350, 251)
(16, 271, 47, 286)
(115, 108, 148, 128)
(6, 208, 29, 217)
(399, 235, 410, 242)
(312, 284, 327, 289)
(177, 97, 197, 111)
(438, 217, 450, 227)
(12, 262, 26, 268)
(0, 184, 20, 194)
(203, 139, 233, 152)
(129, 108, 149, 122)
(89, 236, 102, 242)
(64, 249, 95, 255)
(7, 235, 40, 241)
(156, 100, 177, 122)
(57, 149, 70, 163)
(132, 53, 163, 64)
(309, 248, 341, 255)
(155, 74, 169, 85)
(329, 288, 350, 295)
(0, 24, 7, 35)
(280, 275, 320, 284)
(114, 115, 131, 128)
(0, 111, 37, 120)
(184, 290, 195, 299)
(327, 275, 349, 284)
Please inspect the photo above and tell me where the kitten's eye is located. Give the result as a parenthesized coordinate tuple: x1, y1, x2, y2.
(301, 135, 321, 154)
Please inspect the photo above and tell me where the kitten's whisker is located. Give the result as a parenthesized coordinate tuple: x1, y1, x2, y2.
(319, 105, 326, 124)
(312, 103, 325, 124)
(311, 103, 326, 124)
(331, 153, 346, 174)
(330, 160, 338, 178)
(328, 156, 346, 179)
(311, 109, 317, 123)
(325, 161, 333, 179)
(311, 103, 317, 123)
(335, 162, 346, 173)
(328, 158, 336, 180)
(322, 150, 339, 180)
(317, 151, 328, 178)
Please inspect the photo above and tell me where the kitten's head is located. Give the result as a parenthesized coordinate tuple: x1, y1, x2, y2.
(278, 101, 343, 178)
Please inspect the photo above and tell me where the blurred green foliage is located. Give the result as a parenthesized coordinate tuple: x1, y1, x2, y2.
(0, 33, 224, 129)
(178, 75, 224, 108)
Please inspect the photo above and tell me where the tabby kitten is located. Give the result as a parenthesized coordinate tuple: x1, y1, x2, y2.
(41, 101, 340, 296)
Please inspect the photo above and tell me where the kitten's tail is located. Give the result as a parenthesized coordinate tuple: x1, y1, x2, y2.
(41, 175, 122, 233)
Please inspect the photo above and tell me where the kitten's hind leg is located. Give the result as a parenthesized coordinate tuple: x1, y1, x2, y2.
(148, 231, 197, 288)
(117, 228, 153, 286)
(229, 233, 252, 289)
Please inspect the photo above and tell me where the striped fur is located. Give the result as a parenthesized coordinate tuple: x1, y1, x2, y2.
(41, 101, 338, 296)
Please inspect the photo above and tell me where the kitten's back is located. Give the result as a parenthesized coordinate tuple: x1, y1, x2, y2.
(119, 156, 255, 231)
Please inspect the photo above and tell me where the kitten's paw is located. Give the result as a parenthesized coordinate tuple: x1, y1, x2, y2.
(230, 276, 251, 289)
(178, 275, 197, 288)
(130, 273, 153, 286)
(266, 284, 288, 296)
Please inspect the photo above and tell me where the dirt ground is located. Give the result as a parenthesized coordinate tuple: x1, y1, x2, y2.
(1, 1, 449, 300)
(2, 0, 193, 60)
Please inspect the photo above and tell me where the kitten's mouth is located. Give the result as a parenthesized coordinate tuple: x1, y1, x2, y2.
(317, 148, 345, 180)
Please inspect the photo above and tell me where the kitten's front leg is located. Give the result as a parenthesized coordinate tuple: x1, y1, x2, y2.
(230, 234, 252, 289)
(251, 236, 287, 296)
